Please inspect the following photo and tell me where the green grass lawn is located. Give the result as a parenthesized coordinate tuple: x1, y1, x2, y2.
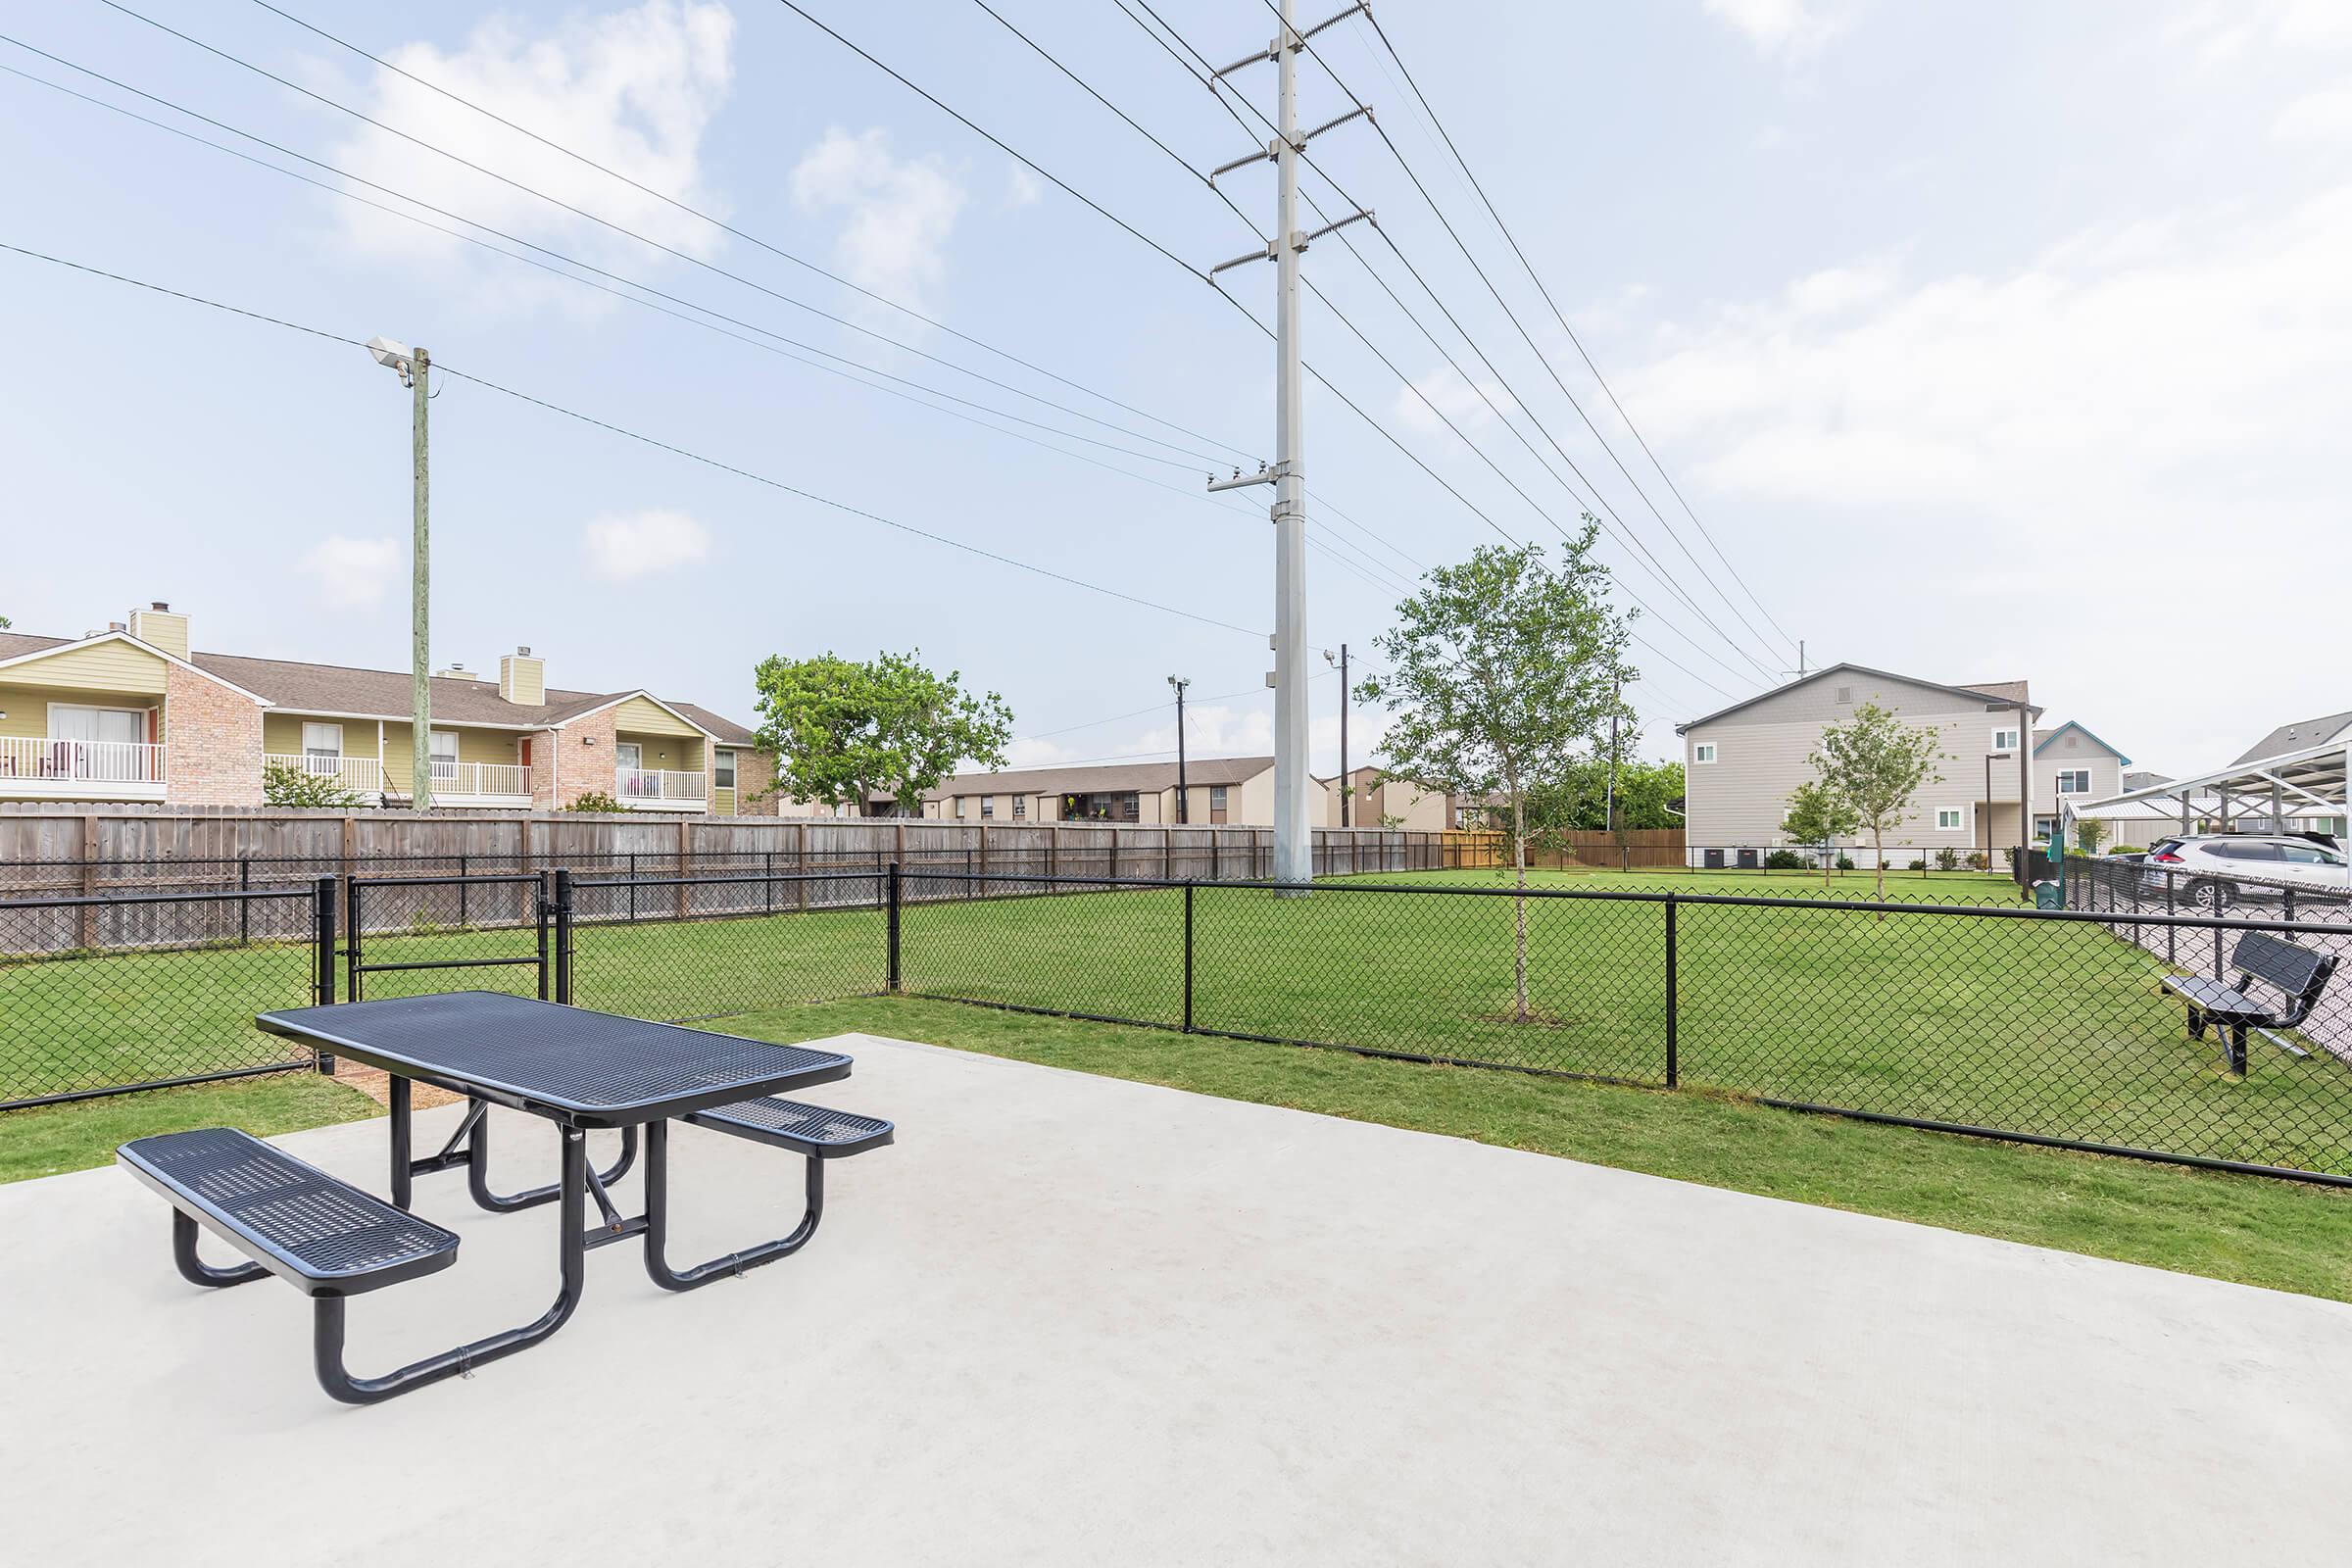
(7, 866, 2350, 1180)
(0, 1071, 377, 1185)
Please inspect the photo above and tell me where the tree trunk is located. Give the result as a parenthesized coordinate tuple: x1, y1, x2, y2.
(1872, 824, 1887, 914)
(1822, 838, 1833, 888)
(1512, 793, 1530, 1023)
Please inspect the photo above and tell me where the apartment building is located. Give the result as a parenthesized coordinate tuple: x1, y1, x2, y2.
(1316, 765, 1452, 831)
(907, 757, 1278, 825)
(0, 602, 775, 815)
(1676, 664, 2048, 861)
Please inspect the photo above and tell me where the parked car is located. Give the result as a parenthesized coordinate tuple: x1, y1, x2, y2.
(2141, 834, 2350, 910)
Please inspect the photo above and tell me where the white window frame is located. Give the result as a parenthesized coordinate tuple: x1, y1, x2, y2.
(2055, 768, 2092, 795)
(953, 795, 966, 818)
(1935, 807, 1966, 831)
(47, 702, 150, 746)
(302, 721, 344, 760)
(1990, 725, 2021, 753)
(980, 795, 994, 818)
(1692, 742, 1718, 764)
(713, 749, 736, 790)
(1011, 794, 1026, 819)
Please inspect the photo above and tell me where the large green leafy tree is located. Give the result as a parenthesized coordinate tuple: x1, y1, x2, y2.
(1510, 759, 1686, 835)
(1358, 528, 1635, 1021)
(1779, 779, 1860, 887)
(1811, 701, 1944, 904)
(751, 651, 1012, 816)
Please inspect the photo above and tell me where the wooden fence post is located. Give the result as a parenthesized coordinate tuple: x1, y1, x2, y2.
(76, 812, 98, 950)
(676, 818, 692, 919)
(797, 820, 810, 911)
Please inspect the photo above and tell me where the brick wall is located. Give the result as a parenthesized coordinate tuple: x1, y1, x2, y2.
(162, 664, 264, 807)
(731, 749, 781, 815)
(529, 728, 560, 810)
(550, 706, 619, 808)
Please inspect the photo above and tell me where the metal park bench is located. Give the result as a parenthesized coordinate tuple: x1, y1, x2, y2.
(117, 993, 893, 1404)
(2162, 932, 2337, 1076)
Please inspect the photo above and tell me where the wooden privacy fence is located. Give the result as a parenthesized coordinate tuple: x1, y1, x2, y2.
(1436, 830, 1686, 870)
(0, 806, 1469, 955)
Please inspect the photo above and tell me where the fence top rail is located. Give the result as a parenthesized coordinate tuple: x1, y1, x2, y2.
(896, 866, 2345, 933)
(0, 885, 319, 912)
(575, 869, 888, 891)
(350, 872, 549, 889)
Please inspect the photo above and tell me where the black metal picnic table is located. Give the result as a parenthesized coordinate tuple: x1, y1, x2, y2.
(250, 990, 856, 1400)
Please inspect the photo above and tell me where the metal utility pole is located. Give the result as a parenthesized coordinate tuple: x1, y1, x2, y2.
(1167, 675, 1191, 824)
(1205, 0, 1373, 887)
(1607, 673, 1622, 869)
(368, 335, 432, 810)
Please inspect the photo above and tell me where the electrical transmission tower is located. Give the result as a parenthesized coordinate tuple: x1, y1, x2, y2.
(1204, 0, 1373, 887)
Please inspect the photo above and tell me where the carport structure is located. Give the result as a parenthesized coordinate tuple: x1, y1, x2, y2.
(2074, 737, 2352, 868)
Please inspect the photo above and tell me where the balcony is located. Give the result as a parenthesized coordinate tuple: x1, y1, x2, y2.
(377, 760, 534, 808)
(265, 754, 385, 802)
(615, 767, 708, 810)
(0, 737, 168, 801)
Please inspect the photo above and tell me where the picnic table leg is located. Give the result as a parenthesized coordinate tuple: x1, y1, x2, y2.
(463, 1099, 638, 1213)
(389, 1077, 412, 1210)
(313, 1125, 588, 1405)
(640, 1118, 824, 1293)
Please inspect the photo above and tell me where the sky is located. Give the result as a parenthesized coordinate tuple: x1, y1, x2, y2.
(4, 0, 2349, 784)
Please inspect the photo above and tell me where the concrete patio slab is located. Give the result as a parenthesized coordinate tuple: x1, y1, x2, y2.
(3, 1033, 2347, 1564)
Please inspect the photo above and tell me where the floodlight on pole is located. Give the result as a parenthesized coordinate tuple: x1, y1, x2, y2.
(1167, 675, 1191, 825)
(370, 334, 431, 810)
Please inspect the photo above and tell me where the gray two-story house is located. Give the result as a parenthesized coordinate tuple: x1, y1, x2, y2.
(1676, 664, 2044, 866)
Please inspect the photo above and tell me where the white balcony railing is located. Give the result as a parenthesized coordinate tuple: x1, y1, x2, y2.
(616, 767, 707, 803)
(432, 760, 533, 798)
(0, 736, 168, 792)
(265, 754, 385, 796)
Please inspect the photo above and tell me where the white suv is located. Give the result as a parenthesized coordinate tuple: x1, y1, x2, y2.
(2142, 834, 2349, 910)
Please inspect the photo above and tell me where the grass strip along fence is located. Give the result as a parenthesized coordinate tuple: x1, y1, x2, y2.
(6, 864, 2352, 1185)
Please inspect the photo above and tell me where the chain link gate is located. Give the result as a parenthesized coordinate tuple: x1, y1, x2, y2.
(342, 871, 564, 1007)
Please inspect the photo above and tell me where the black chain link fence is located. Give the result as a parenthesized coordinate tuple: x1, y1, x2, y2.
(12, 862, 2352, 1185)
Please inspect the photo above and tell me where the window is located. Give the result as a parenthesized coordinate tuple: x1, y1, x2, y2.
(1692, 742, 1718, 764)
(1936, 807, 1965, 831)
(2215, 841, 2281, 862)
(428, 729, 459, 779)
(302, 722, 343, 760)
(49, 705, 146, 747)
(953, 795, 966, 819)
(1209, 784, 1229, 825)
(1012, 795, 1026, 819)
(2280, 843, 2343, 865)
(1835, 686, 1853, 704)
(2055, 769, 2091, 794)
(713, 750, 736, 789)
(1117, 791, 1140, 822)
(2034, 815, 2058, 839)
(1991, 726, 2020, 752)
(980, 796, 994, 818)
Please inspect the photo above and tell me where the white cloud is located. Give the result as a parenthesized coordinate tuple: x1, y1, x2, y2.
(2165, 1, 2352, 67)
(583, 509, 711, 579)
(790, 127, 967, 317)
(300, 536, 402, 610)
(2276, 79, 2352, 145)
(1702, 0, 1843, 60)
(1393, 366, 1520, 450)
(1004, 164, 1043, 210)
(320, 1, 735, 297)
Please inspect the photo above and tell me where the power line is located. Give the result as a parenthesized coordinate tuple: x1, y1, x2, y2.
(242, 0, 1256, 468)
(0, 49, 1407, 612)
(1093, 3, 1768, 689)
(79, 0, 1247, 472)
(0, 239, 1268, 640)
(1261, 0, 1795, 667)
(1359, 8, 1801, 658)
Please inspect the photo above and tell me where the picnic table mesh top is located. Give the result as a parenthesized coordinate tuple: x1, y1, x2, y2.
(257, 992, 853, 1114)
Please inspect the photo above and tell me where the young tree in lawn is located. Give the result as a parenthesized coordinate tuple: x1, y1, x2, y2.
(1357, 528, 1635, 1021)
(1811, 702, 1944, 904)
(1780, 779, 1860, 887)
(2075, 816, 2107, 857)
(750, 651, 1012, 817)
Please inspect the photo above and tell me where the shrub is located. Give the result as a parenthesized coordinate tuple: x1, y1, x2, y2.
(1965, 852, 1987, 870)
(1907, 858, 1927, 871)
(564, 790, 625, 813)
(2108, 844, 2144, 857)
(1935, 847, 1959, 871)
(263, 760, 360, 808)
(1763, 849, 1805, 869)
(1835, 855, 1855, 871)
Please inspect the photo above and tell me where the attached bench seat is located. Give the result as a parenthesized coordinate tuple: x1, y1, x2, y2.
(645, 1097, 894, 1294)
(682, 1097, 896, 1158)
(118, 1127, 459, 1297)
(2161, 932, 2337, 1075)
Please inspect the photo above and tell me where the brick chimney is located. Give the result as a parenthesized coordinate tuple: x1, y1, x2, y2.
(128, 602, 188, 660)
(500, 646, 546, 707)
